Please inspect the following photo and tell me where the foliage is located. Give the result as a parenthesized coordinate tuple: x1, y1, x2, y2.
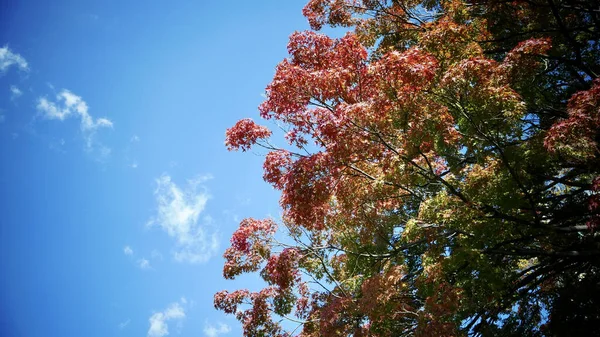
(217, 0, 600, 336)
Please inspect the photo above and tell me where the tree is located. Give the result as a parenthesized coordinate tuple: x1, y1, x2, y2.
(216, 0, 600, 336)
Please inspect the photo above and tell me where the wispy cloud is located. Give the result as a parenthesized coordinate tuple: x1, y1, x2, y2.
(147, 174, 218, 263)
(36, 89, 112, 159)
(124, 134, 140, 168)
(151, 249, 164, 261)
(124, 246, 156, 270)
(0, 46, 28, 73)
(118, 319, 131, 330)
(138, 258, 152, 270)
(36, 89, 112, 130)
(148, 300, 186, 337)
(10, 85, 22, 100)
(123, 246, 133, 256)
(203, 322, 231, 337)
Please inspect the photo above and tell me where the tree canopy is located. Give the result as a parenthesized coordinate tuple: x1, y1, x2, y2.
(217, 0, 600, 336)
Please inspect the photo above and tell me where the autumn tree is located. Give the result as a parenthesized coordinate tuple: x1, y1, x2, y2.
(217, 0, 600, 336)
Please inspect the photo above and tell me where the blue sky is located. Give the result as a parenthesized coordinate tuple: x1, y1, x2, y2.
(0, 1, 309, 336)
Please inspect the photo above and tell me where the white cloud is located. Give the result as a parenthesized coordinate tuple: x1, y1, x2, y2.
(148, 301, 186, 337)
(123, 246, 133, 256)
(138, 258, 152, 270)
(118, 319, 131, 330)
(95, 117, 113, 128)
(203, 322, 231, 337)
(147, 174, 218, 263)
(10, 85, 22, 100)
(0, 46, 28, 73)
(124, 135, 140, 168)
(151, 249, 164, 261)
(97, 145, 112, 161)
(124, 246, 155, 270)
(36, 90, 112, 129)
(36, 89, 112, 158)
